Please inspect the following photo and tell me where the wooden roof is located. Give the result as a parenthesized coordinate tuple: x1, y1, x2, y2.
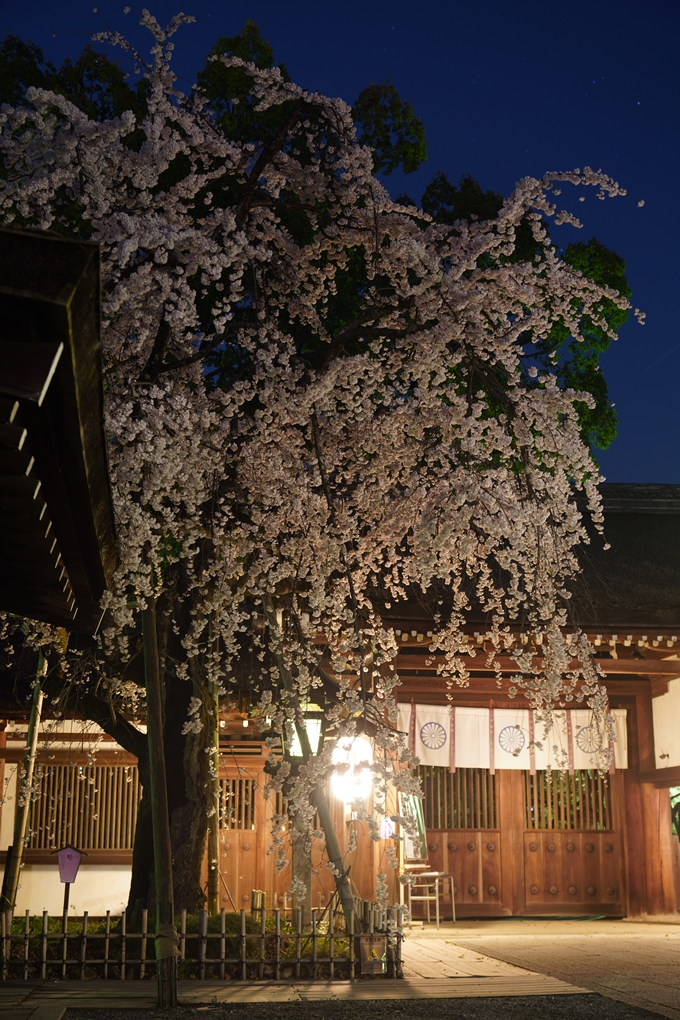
(569, 484, 680, 629)
(0, 227, 117, 632)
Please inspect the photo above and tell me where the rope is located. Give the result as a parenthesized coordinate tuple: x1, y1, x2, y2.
(155, 922, 180, 960)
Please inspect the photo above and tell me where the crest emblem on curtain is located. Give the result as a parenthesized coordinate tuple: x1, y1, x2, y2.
(498, 724, 526, 756)
(420, 721, 447, 750)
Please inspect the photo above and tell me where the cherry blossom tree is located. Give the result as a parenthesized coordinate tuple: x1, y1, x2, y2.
(0, 10, 637, 920)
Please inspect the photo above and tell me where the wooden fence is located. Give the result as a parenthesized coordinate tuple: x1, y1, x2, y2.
(1, 904, 404, 982)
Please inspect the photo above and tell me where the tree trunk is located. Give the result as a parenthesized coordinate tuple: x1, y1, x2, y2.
(290, 806, 312, 924)
(142, 597, 178, 1008)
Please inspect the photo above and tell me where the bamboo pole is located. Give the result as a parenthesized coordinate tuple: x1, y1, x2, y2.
(142, 597, 178, 1007)
(206, 621, 221, 915)
(0, 653, 45, 912)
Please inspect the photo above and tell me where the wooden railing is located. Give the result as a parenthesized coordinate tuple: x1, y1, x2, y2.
(1, 905, 403, 982)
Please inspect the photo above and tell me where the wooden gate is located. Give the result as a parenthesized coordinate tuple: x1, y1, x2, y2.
(216, 773, 267, 911)
(421, 767, 504, 916)
(422, 765, 626, 917)
(522, 769, 625, 915)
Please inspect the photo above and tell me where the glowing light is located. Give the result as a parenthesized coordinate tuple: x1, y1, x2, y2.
(289, 718, 322, 757)
(331, 735, 373, 803)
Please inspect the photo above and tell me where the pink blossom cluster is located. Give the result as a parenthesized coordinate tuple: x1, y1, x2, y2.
(0, 11, 627, 857)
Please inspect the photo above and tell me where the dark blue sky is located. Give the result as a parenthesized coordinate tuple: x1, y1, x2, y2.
(4, 0, 678, 482)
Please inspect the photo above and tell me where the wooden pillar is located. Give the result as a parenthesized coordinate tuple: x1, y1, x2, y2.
(497, 769, 525, 916)
(624, 689, 680, 918)
(637, 689, 679, 916)
(0, 657, 44, 913)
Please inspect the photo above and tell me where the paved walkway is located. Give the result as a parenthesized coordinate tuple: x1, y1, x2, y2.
(409, 919, 680, 1020)
(1, 919, 678, 1019)
(0, 967, 588, 1020)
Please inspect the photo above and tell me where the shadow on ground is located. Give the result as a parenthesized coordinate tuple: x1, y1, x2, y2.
(63, 996, 662, 1020)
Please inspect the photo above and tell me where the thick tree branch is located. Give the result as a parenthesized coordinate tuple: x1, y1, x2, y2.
(139, 318, 171, 383)
(235, 100, 305, 231)
(42, 671, 147, 761)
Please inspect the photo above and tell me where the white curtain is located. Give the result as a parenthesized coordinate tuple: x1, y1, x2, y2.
(398, 704, 628, 770)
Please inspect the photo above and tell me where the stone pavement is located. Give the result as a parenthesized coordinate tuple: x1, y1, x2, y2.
(410, 918, 680, 1020)
(0, 964, 588, 1020)
(1, 919, 677, 1019)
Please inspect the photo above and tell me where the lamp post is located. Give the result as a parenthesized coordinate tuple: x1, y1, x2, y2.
(54, 844, 86, 917)
(285, 705, 323, 924)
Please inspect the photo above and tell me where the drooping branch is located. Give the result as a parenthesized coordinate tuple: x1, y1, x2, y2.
(260, 592, 355, 930)
(310, 410, 368, 712)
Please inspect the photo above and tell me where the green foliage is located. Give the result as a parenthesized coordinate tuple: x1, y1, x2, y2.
(422, 170, 541, 262)
(196, 21, 291, 145)
(421, 171, 503, 224)
(421, 170, 629, 454)
(0, 34, 147, 122)
(352, 82, 427, 175)
(537, 238, 631, 452)
(52, 46, 148, 122)
(0, 33, 55, 104)
(671, 786, 680, 838)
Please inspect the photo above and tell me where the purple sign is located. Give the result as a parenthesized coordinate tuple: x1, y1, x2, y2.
(57, 846, 83, 884)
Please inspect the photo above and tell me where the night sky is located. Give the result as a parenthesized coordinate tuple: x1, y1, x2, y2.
(3, 0, 679, 483)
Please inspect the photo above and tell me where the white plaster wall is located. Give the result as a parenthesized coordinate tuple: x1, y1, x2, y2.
(0, 864, 132, 915)
(652, 676, 680, 768)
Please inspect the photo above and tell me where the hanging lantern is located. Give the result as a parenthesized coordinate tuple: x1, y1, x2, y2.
(287, 705, 324, 757)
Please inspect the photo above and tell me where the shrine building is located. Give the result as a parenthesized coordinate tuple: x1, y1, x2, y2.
(1, 484, 679, 921)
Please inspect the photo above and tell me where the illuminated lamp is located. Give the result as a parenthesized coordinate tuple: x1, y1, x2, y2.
(331, 735, 373, 803)
(288, 705, 324, 757)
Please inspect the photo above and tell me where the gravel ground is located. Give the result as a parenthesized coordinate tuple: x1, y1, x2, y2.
(62, 997, 662, 1020)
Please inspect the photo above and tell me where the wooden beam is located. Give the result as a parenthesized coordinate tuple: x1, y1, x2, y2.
(0, 850, 133, 866)
(0, 226, 117, 633)
(390, 654, 680, 677)
(0, 747, 136, 765)
(639, 765, 680, 787)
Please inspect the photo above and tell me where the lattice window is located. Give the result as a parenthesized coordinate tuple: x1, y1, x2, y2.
(219, 778, 257, 830)
(28, 764, 140, 850)
(419, 767, 497, 829)
(524, 770, 612, 831)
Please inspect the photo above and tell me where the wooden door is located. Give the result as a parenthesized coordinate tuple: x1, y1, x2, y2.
(425, 829, 505, 916)
(217, 772, 265, 911)
(522, 768, 625, 916)
(421, 766, 508, 917)
(421, 765, 626, 917)
(522, 830, 624, 914)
